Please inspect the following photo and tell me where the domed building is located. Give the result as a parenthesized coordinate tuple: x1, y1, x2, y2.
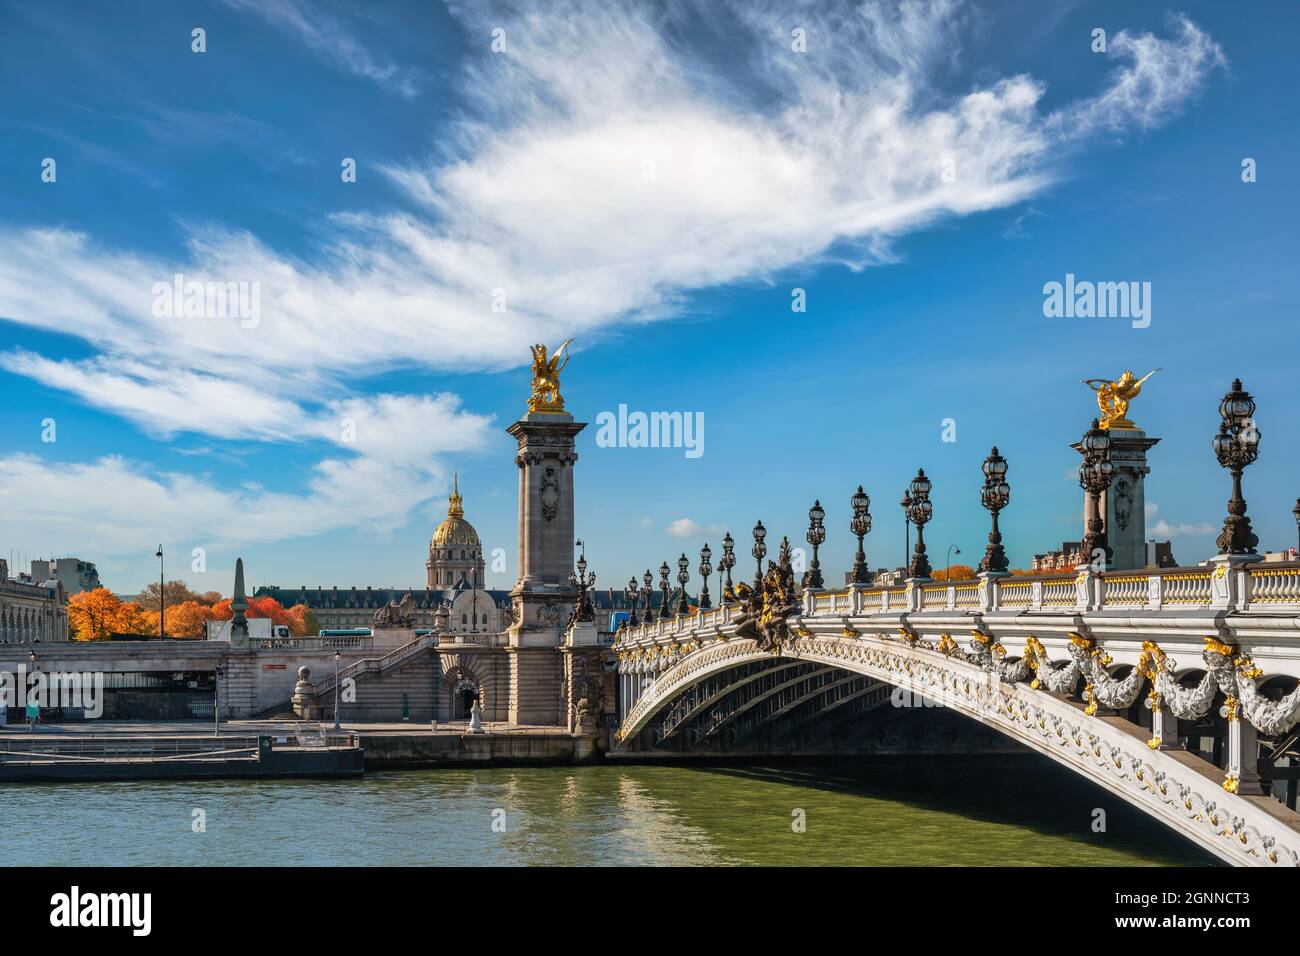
(427, 475, 486, 589)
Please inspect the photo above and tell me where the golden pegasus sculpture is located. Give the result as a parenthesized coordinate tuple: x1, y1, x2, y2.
(1082, 369, 1159, 429)
(528, 339, 573, 412)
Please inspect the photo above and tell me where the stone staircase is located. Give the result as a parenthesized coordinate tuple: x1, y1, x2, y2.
(303, 634, 440, 722)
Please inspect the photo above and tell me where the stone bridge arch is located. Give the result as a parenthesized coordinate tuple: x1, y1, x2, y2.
(618, 633, 1300, 867)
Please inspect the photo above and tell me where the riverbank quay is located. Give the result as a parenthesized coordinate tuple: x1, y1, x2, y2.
(0, 719, 599, 778)
(0, 725, 363, 782)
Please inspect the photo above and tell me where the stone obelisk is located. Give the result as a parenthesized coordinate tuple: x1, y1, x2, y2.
(506, 342, 584, 725)
(230, 557, 250, 647)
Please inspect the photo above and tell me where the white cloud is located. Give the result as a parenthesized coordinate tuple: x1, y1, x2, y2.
(0, 1, 1226, 562)
(1146, 503, 1216, 539)
(666, 518, 702, 538)
(218, 0, 422, 98)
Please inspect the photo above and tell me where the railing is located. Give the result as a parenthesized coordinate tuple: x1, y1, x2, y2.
(259, 635, 374, 650)
(1249, 566, 1300, 604)
(611, 564, 1300, 649)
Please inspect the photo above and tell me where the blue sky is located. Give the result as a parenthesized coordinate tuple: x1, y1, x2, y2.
(1, 0, 1296, 596)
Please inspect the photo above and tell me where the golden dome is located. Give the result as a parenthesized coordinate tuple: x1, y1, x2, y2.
(431, 474, 481, 549)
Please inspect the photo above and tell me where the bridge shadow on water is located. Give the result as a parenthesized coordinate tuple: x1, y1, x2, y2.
(666, 753, 1219, 866)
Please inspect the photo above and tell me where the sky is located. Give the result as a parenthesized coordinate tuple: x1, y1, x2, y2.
(0, 0, 1297, 597)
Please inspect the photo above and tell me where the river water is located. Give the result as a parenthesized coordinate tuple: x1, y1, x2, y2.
(0, 759, 1213, 866)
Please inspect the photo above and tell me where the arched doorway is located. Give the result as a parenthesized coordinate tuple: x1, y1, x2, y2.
(452, 678, 479, 719)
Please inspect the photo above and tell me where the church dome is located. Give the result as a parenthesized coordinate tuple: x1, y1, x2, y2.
(431, 475, 482, 550)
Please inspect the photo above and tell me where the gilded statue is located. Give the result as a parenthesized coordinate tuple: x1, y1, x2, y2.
(528, 339, 573, 413)
(1082, 369, 1159, 430)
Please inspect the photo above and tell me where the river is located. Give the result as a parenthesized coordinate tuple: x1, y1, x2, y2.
(0, 758, 1213, 866)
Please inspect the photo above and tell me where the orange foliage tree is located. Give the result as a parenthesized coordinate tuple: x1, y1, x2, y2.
(68, 588, 152, 641)
(930, 564, 977, 582)
(208, 596, 317, 636)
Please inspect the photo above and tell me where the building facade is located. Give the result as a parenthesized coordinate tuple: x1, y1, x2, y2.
(0, 558, 69, 643)
(22, 557, 102, 595)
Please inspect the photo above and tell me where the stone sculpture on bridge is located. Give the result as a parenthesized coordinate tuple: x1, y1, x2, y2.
(373, 592, 416, 630)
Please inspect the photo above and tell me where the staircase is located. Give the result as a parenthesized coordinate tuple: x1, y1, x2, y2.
(305, 634, 440, 721)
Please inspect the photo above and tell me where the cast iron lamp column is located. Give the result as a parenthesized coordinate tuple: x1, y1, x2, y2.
(1292, 498, 1300, 557)
(332, 651, 341, 730)
(803, 500, 826, 590)
(698, 543, 713, 610)
(979, 446, 1011, 574)
(624, 578, 640, 627)
(752, 521, 767, 590)
(155, 545, 165, 639)
(676, 554, 690, 615)
(719, 533, 736, 604)
(641, 569, 654, 621)
(905, 470, 933, 579)
(849, 486, 872, 585)
(658, 562, 671, 620)
(1213, 379, 1261, 556)
(1078, 420, 1115, 568)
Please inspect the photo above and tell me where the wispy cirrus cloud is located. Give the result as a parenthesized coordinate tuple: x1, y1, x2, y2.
(0, 1, 1226, 558)
(217, 0, 423, 98)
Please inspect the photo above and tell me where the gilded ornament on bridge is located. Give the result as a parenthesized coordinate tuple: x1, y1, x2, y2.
(527, 339, 573, 412)
(1081, 369, 1159, 430)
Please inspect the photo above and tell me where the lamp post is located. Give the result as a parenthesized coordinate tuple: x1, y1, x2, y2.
(658, 562, 671, 619)
(570, 541, 595, 622)
(155, 545, 165, 639)
(719, 533, 736, 604)
(752, 520, 767, 590)
(332, 650, 341, 730)
(1292, 498, 1300, 558)
(945, 545, 962, 578)
(850, 486, 872, 585)
(642, 569, 654, 621)
(900, 488, 912, 570)
(1213, 379, 1261, 556)
(214, 663, 223, 736)
(698, 544, 713, 610)
(625, 577, 640, 627)
(979, 446, 1011, 575)
(804, 500, 826, 590)
(1078, 419, 1115, 568)
(676, 554, 690, 615)
(906, 470, 933, 579)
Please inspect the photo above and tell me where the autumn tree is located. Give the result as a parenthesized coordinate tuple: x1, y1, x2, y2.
(68, 588, 152, 641)
(138, 580, 204, 613)
(930, 564, 977, 582)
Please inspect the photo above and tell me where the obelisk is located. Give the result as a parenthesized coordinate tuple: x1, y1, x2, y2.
(505, 342, 585, 725)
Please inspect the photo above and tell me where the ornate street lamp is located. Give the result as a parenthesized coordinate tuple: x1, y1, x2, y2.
(719, 532, 736, 604)
(752, 520, 767, 589)
(900, 488, 913, 568)
(676, 553, 690, 615)
(906, 470, 933, 579)
(1292, 498, 1300, 557)
(1078, 419, 1115, 568)
(624, 577, 640, 627)
(1213, 379, 1261, 556)
(698, 543, 713, 610)
(658, 562, 671, 619)
(979, 446, 1011, 574)
(849, 486, 872, 585)
(804, 500, 826, 590)
(642, 569, 654, 621)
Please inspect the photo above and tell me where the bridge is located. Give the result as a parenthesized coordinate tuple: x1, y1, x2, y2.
(612, 559, 1300, 866)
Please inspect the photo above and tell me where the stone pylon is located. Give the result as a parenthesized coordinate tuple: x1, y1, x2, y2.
(1101, 428, 1160, 570)
(505, 407, 585, 725)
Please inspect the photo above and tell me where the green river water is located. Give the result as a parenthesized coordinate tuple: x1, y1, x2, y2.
(0, 759, 1214, 866)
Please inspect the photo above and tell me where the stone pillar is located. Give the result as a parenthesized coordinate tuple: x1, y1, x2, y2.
(505, 409, 585, 725)
(1099, 428, 1159, 571)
